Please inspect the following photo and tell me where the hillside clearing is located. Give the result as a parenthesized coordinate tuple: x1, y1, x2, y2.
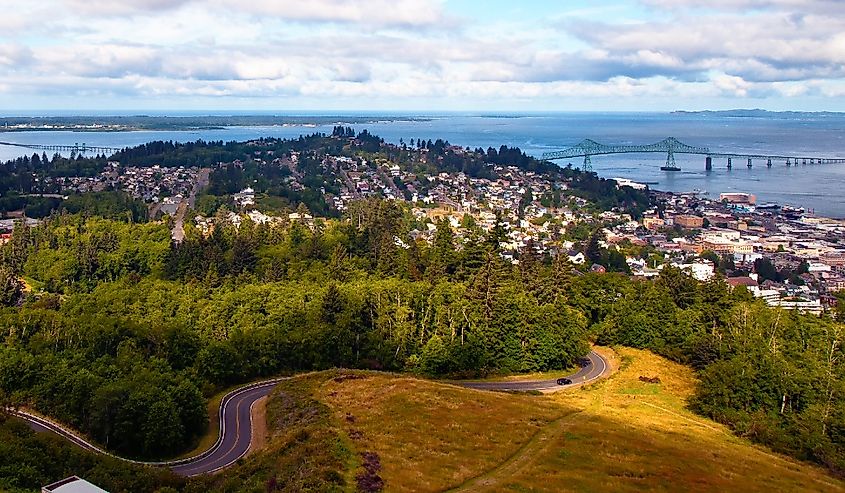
(241, 348, 844, 492)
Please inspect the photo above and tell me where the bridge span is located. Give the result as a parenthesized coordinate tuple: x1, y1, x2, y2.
(0, 141, 122, 155)
(541, 137, 845, 171)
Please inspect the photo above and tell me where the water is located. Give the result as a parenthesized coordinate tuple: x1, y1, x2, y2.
(2, 112, 845, 217)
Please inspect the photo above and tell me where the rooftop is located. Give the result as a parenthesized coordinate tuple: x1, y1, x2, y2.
(42, 476, 108, 493)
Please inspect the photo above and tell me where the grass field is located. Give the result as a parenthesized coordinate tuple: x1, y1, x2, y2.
(240, 348, 844, 492)
(457, 365, 579, 383)
(450, 347, 845, 493)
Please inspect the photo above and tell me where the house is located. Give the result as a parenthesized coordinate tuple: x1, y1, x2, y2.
(672, 261, 715, 281)
(726, 276, 758, 289)
(42, 476, 108, 493)
(590, 263, 607, 273)
(233, 187, 255, 207)
(568, 251, 586, 265)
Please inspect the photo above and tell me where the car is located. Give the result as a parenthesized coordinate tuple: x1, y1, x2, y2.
(556, 377, 572, 385)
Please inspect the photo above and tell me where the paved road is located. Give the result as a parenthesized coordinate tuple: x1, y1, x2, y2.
(8, 351, 609, 476)
(456, 350, 608, 392)
(169, 380, 279, 476)
(8, 378, 285, 477)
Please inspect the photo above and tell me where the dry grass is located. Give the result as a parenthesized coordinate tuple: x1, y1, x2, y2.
(292, 348, 845, 493)
(483, 347, 845, 493)
(314, 373, 566, 492)
(247, 395, 268, 456)
(461, 365, 579, 383)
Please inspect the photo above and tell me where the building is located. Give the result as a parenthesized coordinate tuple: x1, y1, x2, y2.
(673, 261, 715, 281)
(673, 215, 704, 229)
(42, 476, 108, 493)
(726, 276, 758, 289)
(772, 298, 823, 315)
(233, 187, 256, 207)
(643, 216, 664, 230)
(719, 192, 756, 205)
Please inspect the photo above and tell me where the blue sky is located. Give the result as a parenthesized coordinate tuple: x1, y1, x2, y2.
(1, 0, 844, 112)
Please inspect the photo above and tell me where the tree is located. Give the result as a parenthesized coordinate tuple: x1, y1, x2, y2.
(195, 341, 243, 384)
(585, 229, 604, 266)
(754, 257, 780, 283)
(0, 265, 22, 306)
(700, 250, 719, 264)
(430, 219, 456, 278)
(419, 335, 450, 375)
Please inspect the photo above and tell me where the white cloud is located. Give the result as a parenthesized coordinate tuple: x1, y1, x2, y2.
(0, 0, 844, 109)
(53, 0, 448, 27)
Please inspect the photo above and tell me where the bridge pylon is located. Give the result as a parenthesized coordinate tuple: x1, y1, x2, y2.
(583, 154, 592, 172)
(665, 149, 676, 169)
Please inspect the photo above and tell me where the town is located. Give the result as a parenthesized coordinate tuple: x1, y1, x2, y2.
(5, 133, 845, 316)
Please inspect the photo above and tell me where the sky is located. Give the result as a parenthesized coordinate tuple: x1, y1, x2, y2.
(1, 0, 845, 112)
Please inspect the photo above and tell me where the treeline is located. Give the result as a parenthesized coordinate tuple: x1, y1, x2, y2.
(2, 130, 650, 221)
(0, 415, 182, 492)
(593, 265, 845, 474)
(0, 152, 109, 196)
(0, 191, 147, 220)
(559, 164, 650, 218)
(1, 215, 169, 292)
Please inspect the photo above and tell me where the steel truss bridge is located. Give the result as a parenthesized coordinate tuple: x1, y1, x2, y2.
(541, 137, 845, 171)
(0, 141, 122, 155)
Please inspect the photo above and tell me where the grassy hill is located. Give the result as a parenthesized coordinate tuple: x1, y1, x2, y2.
(211, 348, 844, 493)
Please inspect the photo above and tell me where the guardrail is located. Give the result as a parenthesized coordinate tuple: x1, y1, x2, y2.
(3, 376, 290, 469)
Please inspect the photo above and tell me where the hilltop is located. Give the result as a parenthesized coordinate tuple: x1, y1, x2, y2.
(207, 347, 844, 493)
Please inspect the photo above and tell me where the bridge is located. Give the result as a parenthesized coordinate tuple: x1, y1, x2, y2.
(541, 137, 845, 171)
(0, 141, 122, 155)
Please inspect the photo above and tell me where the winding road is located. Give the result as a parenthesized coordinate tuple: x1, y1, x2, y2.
(457, 350, 608, 392)
(7, 350, 609, 476)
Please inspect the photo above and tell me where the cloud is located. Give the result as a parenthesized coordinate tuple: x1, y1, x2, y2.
(640, 0, 845, 15)
(62, 0, 192, 15)
(55, 0, 448, 27)
(223, 0, 448, 27)
(0, 44, 34, 68)
(566, 7, 845, 83)
(1, 0, 844, 109)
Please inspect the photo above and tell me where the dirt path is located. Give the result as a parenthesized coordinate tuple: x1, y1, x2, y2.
(248, 396, 268, 456)
(447, 410, 583, 492)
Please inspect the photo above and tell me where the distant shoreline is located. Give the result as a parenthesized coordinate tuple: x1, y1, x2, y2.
(0, 115, 432, 133)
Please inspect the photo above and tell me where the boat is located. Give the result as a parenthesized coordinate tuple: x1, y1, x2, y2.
(780, 205, 806, 219)
(660, 166, 681, 171)
(756, 203, 780, 210)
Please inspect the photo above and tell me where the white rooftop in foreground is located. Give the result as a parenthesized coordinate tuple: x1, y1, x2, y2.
(42, 476, 108, 493)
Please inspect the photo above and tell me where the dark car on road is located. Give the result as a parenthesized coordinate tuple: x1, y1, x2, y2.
(556, 378, 572, 385)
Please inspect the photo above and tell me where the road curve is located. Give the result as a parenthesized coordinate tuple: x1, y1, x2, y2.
(456, 350, 608, 392)
(6, 351, 609, 476)
(7, 378, 287, 477)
